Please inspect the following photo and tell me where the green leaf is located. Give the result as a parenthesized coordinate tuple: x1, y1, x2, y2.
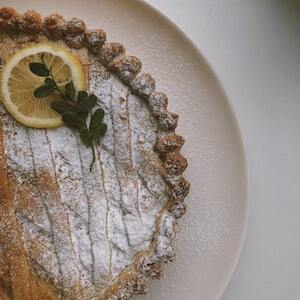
(65, 81, 76, 101)
(92, 123, 107, 141)
(79, 112, 89, 120)
(29, 63, 50, 77)
(51, 100, 77, 114)
(78, 91, 88, 103)
(77, 94, 97, 112)
(34, 84, 56, 98)
(89, 108, 105, 131)
(44, 78, 55, 86)
(80, 129, 93, 147)
(62, 112, 85, 129)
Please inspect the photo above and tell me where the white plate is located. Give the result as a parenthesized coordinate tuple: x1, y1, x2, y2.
(2, 0, 248, 299)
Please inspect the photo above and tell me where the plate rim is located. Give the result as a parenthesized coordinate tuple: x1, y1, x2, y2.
(136, 0, 249, 298)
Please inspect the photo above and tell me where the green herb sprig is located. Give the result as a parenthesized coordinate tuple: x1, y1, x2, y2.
(29, 55, 107, 171)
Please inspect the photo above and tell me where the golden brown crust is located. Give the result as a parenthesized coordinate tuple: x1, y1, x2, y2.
(42, 13, 66, 40)
(86, 29, 106, 54)
(137, 257, 163, 279)
(16, 10, 42, 35)
(112, 55, 142, 83)
(0, 7, 18, 19)
(0, 7, 190, 300)
(168, 200, 187, 219)
(64, 32, 86, 49)
(149, 92, 168, 116)
(114, 274, 148, 299)
(165, 152, 188, 176)
(130, 73, 156, 99)
(65, 17, 86, 35)
(168, 177, 190, 199)
(100, 42, 125, 66)
(156, 134, 185, 154)
(0, 7, 19, 33)
(63, 18, 87, 49)
(158, 111, 179, 131)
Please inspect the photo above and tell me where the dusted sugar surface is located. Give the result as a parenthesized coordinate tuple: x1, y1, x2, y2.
(0, 36, 171, 299)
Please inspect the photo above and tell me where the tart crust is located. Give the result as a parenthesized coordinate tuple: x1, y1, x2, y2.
(0, 7, 190, 300)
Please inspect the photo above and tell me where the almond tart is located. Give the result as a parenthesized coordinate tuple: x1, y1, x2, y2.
(0, 7, 189, 300)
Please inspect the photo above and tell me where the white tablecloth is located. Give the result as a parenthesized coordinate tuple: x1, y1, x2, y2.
(145, 1, 300, 299)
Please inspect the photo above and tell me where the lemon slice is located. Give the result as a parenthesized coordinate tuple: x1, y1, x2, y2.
(0, 43, 87, 128)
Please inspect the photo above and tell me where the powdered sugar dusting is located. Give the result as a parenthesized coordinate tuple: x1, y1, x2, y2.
(0, 46, 173, 298)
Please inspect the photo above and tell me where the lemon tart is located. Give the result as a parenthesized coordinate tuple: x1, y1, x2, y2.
(0, 7, 189, 300)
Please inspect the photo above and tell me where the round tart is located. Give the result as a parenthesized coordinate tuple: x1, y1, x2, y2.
(0, 7, 189, 300)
